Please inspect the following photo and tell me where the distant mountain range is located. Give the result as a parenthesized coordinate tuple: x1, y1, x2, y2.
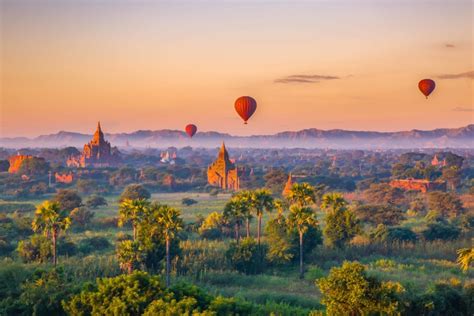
(1, 125, 473, 149)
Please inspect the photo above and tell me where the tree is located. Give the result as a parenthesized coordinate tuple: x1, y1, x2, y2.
(233, 191, 253, 238)
(31, 201, 71, 265)
(226, 237, 264, 274)
(223, 198, 247, 241)
(249, 189, 274, 246)
(287, 183, 316, 207)
(18, 157, 49, 175)
(286, 205, 318, 278)
(364, 183, 405, 206)
(118, 198, 150, 241)
(69, 207, 94, 229)
(116, 240, 141, 274)
(422, 222, 460, 241)
(52, 189, 82, 212)
(17, 235, 52, 263)
(153, 205, 183, 287)
(181, 197, 198, 206)
(119, 183, 151, 202)
(355, 204, 405, 226)
(317, 261, 403, 315)
(456, 247, 473, 272)
(263, 168, 288, 194)
(370, 225, 417, 244)
(321, 193, 360, 248)
(427, 191, 464, 218)
(75, 179, 98, 194)
(198, 211, 225, 239)
(85, 194, 108, 209)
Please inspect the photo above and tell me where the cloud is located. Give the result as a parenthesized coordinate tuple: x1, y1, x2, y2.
(437, 70, 474, 79)
(445, 43, 455, 48)
(452, 107, 473, 112)
(274, 74, 340, 84)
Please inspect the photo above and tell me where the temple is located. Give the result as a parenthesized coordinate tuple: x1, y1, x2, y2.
(8, 154, 34, 174)
(282, 173, 293, 197)
(389, 179, 446, 193)
(67, 122, 119, 168)
(207, 142, 240, 190)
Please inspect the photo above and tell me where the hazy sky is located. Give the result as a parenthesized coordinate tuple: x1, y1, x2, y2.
(1, 0, 473, 137)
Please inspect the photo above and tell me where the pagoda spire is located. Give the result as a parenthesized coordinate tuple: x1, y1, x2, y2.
(93, 121, 105, 143)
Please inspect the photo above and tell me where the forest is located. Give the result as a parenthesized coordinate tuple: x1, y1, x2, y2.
(0, 147, 472, 315)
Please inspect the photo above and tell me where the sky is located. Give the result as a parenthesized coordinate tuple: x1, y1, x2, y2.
(1, 0, 473, 137)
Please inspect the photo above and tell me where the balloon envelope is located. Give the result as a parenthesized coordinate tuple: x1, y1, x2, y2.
(418, 79, 436, 98)
(185, 124, 197, 138)
(234, 96, 257, 124)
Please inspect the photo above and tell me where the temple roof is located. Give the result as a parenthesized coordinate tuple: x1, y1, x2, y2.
(92, 121, 105, 143)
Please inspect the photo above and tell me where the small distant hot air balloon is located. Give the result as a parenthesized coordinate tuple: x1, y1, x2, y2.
(185, 124, 197, 138)
(234, 96, 257, 124)
(418, 79, 436, 99)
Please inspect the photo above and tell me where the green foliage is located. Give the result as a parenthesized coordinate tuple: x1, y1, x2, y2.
(78, 237, 111, 254)
(322, 194, 361, 248)
(18, 157, 49, 176)
(427, 191, 465, 218)
(52, 190, 83, 212)
(0, 201, 35, 214)
(84, 195, 107, 209)
(199, 211, 225, 240)
(182, 197, 198, 206)
(265, 216, 294, 264)
(317, 261, 403, 315)
(116, 240, 142, 274)
(370, 224, 418, 244)
(364, 183, 406, 206)
(119, 183, 151, 202)
(17, 235, 52, 263)
(355, 204, 405, 226)
(423, 222, 461, 241)
(287, 183, 316, 207)
(226, 237, 265, 275)
(69, 207, 94, 229)
(20, 268, 74, 316)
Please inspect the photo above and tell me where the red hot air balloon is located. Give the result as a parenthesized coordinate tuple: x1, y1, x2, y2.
(418, 79, 436, 99)
(234, 96, 257, 124)
(185, 124, 197, 138)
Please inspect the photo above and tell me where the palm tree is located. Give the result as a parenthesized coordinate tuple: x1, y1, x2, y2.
(457, 247, 473, 272)
(287, 205, 317, 279)
(234, 191, 253, 237)
(321, 192, 347, 213)
(250, 189, 274, 246)
(223, 198, 246, 241)
(288, 183, 316, 207)
(118, 198, 150, 241)
(116, 240, 141, 274)
(32, 201, 71, 266)
(154, 205, 183, 287)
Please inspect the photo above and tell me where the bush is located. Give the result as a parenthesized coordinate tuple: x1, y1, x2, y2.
(78, 236, 111, 254)
(317, 261, 403, 315)
(119, 184, 151, 202)
(17, 235, 52, 263)
(181, 197, 198, 206)
(85, 195, 108, 209)
(226, 237, 266, 275)
(423, 223, 461, 241)
(370, 225, 418, 244)
(0, 202, 35, 214)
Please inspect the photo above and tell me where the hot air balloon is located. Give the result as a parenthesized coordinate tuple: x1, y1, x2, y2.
(418, 79, 436, 99)
(185, 124, 197, 138)
(234, 96, 257, 124)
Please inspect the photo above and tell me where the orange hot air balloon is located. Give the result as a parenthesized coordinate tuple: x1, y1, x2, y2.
(234, 96, 257, 124)
(418, 79, 436, 99)
(185, 124, 197, 138)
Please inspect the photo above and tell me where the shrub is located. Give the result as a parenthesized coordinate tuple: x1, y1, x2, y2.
(78, 237, 111, 254)
(0, 202, 35, 214)
(226, 237, 266, 275)
(181, 198, 198, 206)
(317, 261, 403, 315)
(85, 195, 108, 209)
(370, 225, 417, 244)
(17, 235, 52, 263)
(423, 223, 461, 241)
